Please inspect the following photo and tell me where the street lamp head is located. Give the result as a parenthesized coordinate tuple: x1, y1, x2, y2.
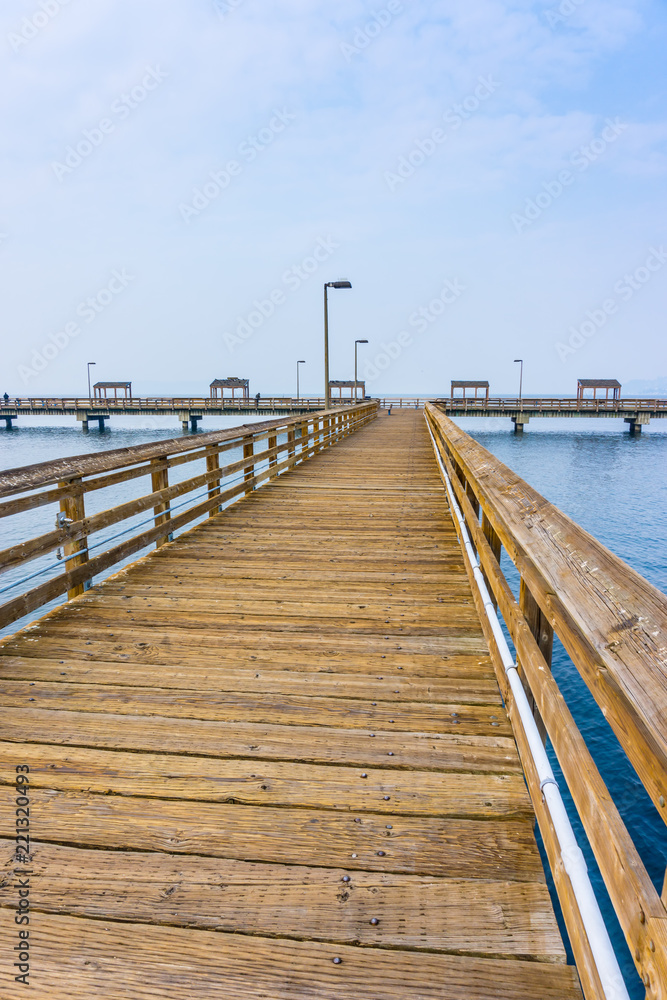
(297, 359, 305, 364)
(327, 280, 352, 289)
(356, 339, 368, 344)
(514, 359, 522, 363)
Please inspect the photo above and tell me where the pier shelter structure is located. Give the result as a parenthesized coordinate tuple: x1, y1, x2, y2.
(0, 404, 665, 999)
(328, 378, 366, 400)
(92, 381, 132, 399)
(210, 377, 250, 401)
(576, 379, 622, 402)
(450, 380, 490, 400)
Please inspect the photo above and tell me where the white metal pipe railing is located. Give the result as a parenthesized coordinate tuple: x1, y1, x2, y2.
(426, 420, 630, 1000)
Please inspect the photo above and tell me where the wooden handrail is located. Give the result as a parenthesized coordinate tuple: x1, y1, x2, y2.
(0, 403, 378, 631)
(425, 402, 667, 998)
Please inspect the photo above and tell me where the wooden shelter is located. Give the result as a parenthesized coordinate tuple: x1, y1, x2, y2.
(93, 381, 132, 399)
(451, 380, 490, 400)
(329, 379, 366, 400)
(576, 379, 621, 402)
(210, 377, 250, 400)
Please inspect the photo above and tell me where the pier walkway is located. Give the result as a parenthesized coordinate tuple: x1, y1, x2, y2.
(0, 410, 583, 998)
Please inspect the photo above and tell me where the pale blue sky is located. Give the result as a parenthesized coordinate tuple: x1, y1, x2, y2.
(1, 0, 666, 397)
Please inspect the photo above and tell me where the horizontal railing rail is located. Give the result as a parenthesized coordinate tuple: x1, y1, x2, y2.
(0, 396, 427, 410)
(2, 395, 665, 414)
(436, 397, 667, 412)
(0, 403, 378, 632)
(0, 396, 358, 410)
(425, 402, 667, 1000)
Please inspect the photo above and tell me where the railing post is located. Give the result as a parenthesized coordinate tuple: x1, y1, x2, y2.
(206, 448, 221, 517)
(481, 512, 501, 608)
(466, 481, 480, 518)
(59, 477, 89, 599)
(517, 578, 554, 743)
(303, 419, 310, 457)
(268, 432, 278, 474)
(287, 426, 295, 464)
(313, 416, 321, 453)
(243, 436, 254, 494)
(151, 458, 171, 547)
(296, 420, 305, 462)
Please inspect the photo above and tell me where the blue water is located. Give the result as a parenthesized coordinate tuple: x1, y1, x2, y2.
(1, 414, 666, 996)
(457, 417, 667, 999)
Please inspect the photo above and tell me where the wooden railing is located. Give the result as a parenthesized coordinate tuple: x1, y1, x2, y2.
(0, 396, 353, 411)
(3, 396, 665, 415)
(425, 402, 667, 1000)
(0, 403, 378, 632)
(0, 396, 426, 411)
(437, 397, 667, 412)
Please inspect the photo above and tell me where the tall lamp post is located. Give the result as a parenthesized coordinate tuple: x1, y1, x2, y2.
(296, 360, 305, 400)
(324, 280, 352, 409)
(87, 362, 96, 399)
(514, 359, 523, 407)
(354, 339, 368, 399)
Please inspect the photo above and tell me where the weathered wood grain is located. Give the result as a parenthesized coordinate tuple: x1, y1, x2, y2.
(0, 656, 500, 704)
(0, 409, 576, 996)
(0, 741, 529, 817)
(0, 911, 583, 1000)
(0, 679, 508, 733)
(0, 707, 522, 771)
(0, 841, 564, 960)
(426, 403, 667, 823)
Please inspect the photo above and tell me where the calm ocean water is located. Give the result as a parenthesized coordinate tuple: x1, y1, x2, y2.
(1, 413, 665, 997)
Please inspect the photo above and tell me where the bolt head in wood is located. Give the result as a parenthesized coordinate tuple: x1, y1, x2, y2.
(342, 876, 350, 883)
(370, 918, 379, 926)
(333, 957, 342, 965)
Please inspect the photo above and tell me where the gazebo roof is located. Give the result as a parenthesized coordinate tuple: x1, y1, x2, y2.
(210, 377, 249, 387)
(93, 381, 132, 388)
(577, 379, 621, 388)
(451, 380, 489, 388)
(329, 380, 365, 387)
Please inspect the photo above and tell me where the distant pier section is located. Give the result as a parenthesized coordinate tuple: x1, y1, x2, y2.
(1, 376, 665, 433)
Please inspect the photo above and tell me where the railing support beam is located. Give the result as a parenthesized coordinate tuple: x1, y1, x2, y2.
(59, 478, 89, 598)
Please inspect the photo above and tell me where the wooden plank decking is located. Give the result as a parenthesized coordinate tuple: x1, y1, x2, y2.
(0, 410, 582, 998)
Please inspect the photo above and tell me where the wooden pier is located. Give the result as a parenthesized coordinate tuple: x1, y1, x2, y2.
(0, 403, 664, 998)
(2, 393, 666, 433)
